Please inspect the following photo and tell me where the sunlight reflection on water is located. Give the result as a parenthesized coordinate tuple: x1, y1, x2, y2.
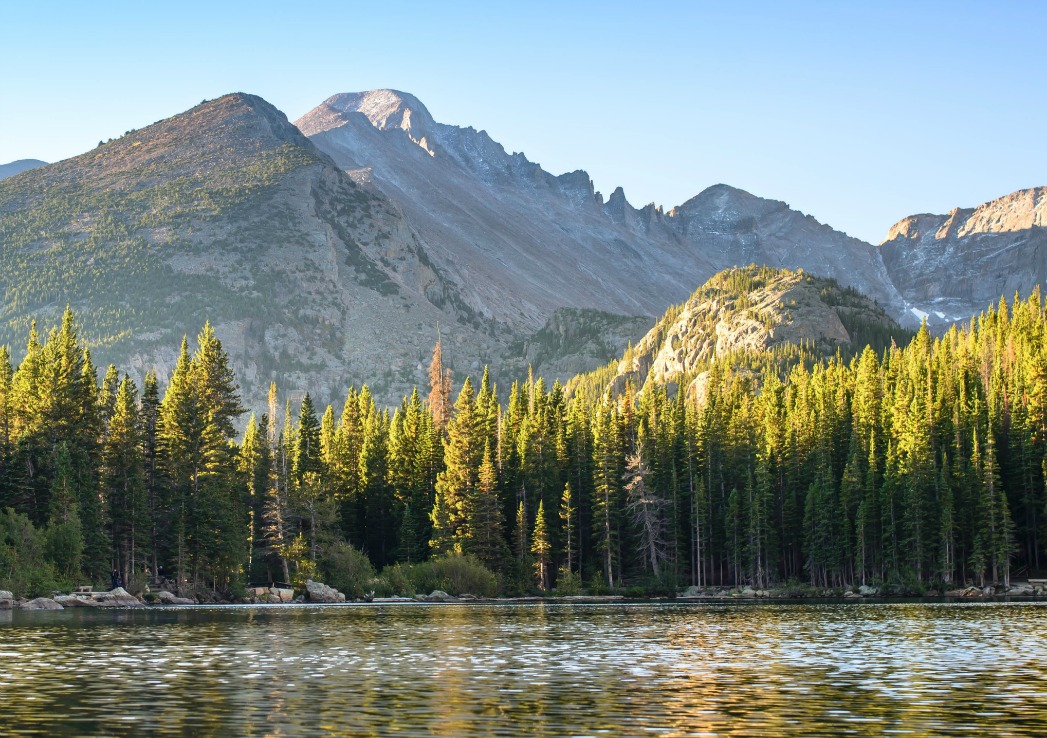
(2, 602, 1047, 735)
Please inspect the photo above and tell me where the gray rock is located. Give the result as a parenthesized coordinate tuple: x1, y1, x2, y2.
(305, 579, 346, 603)
(0, 590, 13, 601)
(269, 587, 294, 603)
(0, 599, 11, 610)
(20, 597, 63, 611)
(425, 590, 459, 603)
(880, 187, 1047, 334)
(859, 585, 879, 596)
(54, 595, 100, 608)
(95, 587, 142, 607)
(679, 586, 703, 598)
(156, 590, 196, 605)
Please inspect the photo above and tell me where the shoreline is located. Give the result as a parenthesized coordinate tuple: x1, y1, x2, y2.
(6, 591, 1047, 613)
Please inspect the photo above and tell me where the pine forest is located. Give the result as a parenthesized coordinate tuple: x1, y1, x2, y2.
(2, 287, 1047, 600)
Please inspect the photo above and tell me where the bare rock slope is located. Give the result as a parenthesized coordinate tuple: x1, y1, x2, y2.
(297, 90, 909, 332)
(880, 187, 1047, 328)
(583, 265, 907, 399)
(0, 94, 493, 409)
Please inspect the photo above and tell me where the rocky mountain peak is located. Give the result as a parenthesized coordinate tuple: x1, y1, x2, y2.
(878, 185, 1047, 328)
(603, 186, 633, 222)
(297, 89, 437, 155)
(881, 213, 938, 244)
(882, 187, 1047, 246)
(669, 183, 768, 220)
(1, 92, 323, 199)
(956, 186, 1047, 237)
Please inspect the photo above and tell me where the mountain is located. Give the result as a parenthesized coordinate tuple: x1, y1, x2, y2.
(0, 159, 46, 180)
(2, 88, 1041, 412)
(297, 90, 908, 331)
(0, 93, 494, 409)
(572, 265, 908, 400)
(880, 187, 1047, 327)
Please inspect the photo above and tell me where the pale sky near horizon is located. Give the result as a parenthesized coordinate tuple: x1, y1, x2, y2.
(2, 1, 1044, 244)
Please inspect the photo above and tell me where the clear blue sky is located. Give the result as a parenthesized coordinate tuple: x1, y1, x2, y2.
(2, 1, 1044, 243)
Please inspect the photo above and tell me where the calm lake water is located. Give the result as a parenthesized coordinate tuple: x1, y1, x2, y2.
(2, 601, 1046, 736)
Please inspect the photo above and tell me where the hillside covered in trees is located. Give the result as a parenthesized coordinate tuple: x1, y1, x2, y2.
(1, 270, 1046, 598)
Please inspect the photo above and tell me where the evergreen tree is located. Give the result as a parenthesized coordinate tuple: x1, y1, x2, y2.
(430, 378, 481, 553)
(44, 443, 83, 582)
(559, 482, 576, 574)
(102, 375, 146, 584)
(592, 402, 621, 587)
(465, 442, 509, 571)
(531, 500, 552, 590)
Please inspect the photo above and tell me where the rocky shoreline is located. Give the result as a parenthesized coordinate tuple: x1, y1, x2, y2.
(674, 582, 1047, 600)
(4, 581, 1045, 612)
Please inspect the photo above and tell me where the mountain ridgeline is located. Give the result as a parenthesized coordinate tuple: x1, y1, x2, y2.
(0, 94, 496, 410)
(2, 88, 1045, 411)
(0, 159, 46, 180)
(296, 91, 906, 332)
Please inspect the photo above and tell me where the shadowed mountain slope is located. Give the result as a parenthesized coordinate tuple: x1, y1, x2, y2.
(880, 187, 1047, 328)
(298, 90, 909, 331)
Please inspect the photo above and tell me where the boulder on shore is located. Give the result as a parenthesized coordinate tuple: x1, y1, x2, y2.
(95, 587, 142, 607)
(156, 590, 196, 605)
(0, 590, 13, 602)
(305, 580, 347, 603)
(270, 587, 294, 603)
(54, 594, 100, 608)
(20, 597, 63, 611)
(425, 590, 459, 603)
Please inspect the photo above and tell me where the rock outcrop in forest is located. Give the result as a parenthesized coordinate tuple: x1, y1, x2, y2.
(571, 265, 909, 400)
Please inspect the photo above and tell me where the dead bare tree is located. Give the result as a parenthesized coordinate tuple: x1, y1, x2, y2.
(624, 444, 669, 577)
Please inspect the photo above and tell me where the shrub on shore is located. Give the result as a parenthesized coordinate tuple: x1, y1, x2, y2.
(321, 541, 377, 599)
(376, 554, 498, 598)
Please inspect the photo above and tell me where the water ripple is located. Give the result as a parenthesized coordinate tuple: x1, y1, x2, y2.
(1, 602, 1046, 735)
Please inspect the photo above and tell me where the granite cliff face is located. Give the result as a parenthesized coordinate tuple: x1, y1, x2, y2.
(583, 266, 907, 399)
(880, 187, 1047, 328)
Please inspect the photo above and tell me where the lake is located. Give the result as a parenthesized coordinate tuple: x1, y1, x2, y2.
(2, 601, 1046, 735)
